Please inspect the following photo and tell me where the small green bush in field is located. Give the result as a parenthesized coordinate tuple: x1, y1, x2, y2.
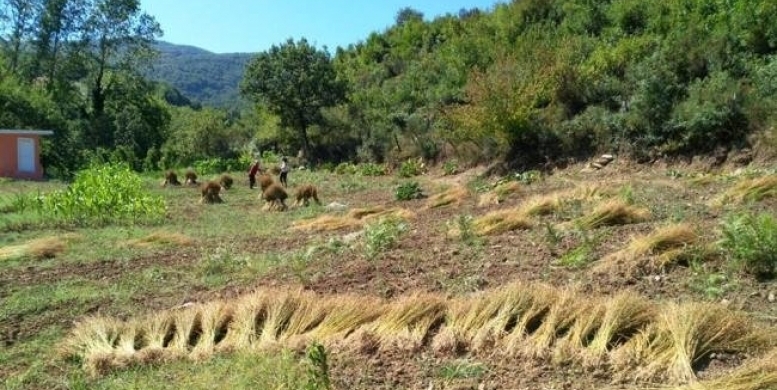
(363, 217, 408, 258)
(719, 212, 777, 276)
(19, 163, 166, 227)
(358, 162, 387, 176)
(443, 160, 460, 176)
(334, 162, 358, 175)
(395, 181, 424, 201)
(397, 158, 425, 178)
(304, 342, 331, 390)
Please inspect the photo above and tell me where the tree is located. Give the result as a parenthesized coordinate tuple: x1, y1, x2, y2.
(80, 0, 161, 148)
(1, 0, 41, 73)
(241, 38, 345, 160)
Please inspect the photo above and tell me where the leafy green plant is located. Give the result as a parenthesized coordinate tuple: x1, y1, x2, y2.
(358, 162, 387, 176)
(719, 212, 777, 276)
(19, 163, 165, 227)
(363, 217, 407, 258)
(443, 160, 460, 176)
(618, 184, 635, 205)
(397, 158, 425, 178)
(688, 259, 734, 300)
(395, 181, 424, 201)
(334, 162, 358, 175)
(194, 157, 240, 175)
(304, 342, 331, 390)
(439, 359, 487, 381)
(454, 214, 482, 248)
(553, 228, 598, 269)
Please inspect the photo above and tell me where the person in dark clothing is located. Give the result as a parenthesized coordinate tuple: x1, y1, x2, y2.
(279, 157, 289, 187)
(248, 159, 261, 189)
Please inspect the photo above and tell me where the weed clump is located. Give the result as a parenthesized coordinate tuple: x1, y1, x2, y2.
(719, 212, 777, 276)
(395, 181, 424, 201)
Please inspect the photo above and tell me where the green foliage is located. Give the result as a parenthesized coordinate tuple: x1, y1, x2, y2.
(241, 38, 346, 159)
(145, 41, 252, 107)
(442, 160, 460, 176)
(363, 217, 408, 258)
(453, 214, 482, 248)
(358, 162, 388, 176)
(193, 158, 241, 175)
(667, 71, 747, 153)
(334, 162, 358, 175)
(719, 212, 777, 276)
(395, 181, 424, 201)
(397, 158, 426, 178)
(17, 163, 166, 227)
(304, 343, 331, 390)
(439, 359, 487, 381)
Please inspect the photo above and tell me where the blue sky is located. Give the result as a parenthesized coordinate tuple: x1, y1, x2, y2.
(141, 1, 503, 54)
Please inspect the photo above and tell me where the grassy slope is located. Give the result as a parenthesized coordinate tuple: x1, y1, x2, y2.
(1, 163, 777, 389)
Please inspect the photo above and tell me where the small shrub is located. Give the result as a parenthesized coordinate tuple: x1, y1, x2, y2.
(397, 158, 425, 178)
(442, 160, 460, 176)
(719, 213, 777, 276)
(334, 162, 358, 175)
(395, 181, 424, 201)
(454, 214, 482, 247)
(318, 162, 336, 172)
(358, 163, 387, 176)
(363, 217, 407, 258)
(304, 342, 331, 390)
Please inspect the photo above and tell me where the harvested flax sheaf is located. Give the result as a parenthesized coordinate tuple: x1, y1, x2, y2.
(593, 224, 699, 277)
(63, 285, 777, 389)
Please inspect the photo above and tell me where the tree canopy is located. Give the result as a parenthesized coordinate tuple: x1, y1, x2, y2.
(241, 38, 345, 160)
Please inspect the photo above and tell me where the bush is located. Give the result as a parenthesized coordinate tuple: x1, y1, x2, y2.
(334, 162, 358, 175)
(395, 181, 424, 201)
(358, 163, 387, 176)
(194, 158, 241, 175)
(719, 212, 777, 276)
(20, 163, 166, 227)
(443, 160, 460, 176)
(363, 217, 408, 258)
(397, 158, 425, 178)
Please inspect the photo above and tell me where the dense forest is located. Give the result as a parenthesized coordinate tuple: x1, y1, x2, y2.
(145, 41, 252, 108)
(2, 0, 777, 178)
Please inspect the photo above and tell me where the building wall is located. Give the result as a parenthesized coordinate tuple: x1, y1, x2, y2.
(0, 133, 44, 180)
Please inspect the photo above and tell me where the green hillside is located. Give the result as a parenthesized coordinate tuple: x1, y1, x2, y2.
(146, 41, 253, 108)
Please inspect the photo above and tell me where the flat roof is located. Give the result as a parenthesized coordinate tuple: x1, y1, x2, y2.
(0, 129, 54, 135)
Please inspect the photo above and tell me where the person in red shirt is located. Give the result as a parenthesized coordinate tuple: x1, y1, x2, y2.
(248, 159, 262, 189)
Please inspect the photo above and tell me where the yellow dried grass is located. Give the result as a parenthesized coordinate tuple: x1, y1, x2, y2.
(631, 303, 772, 383)
(472, 207, 533, 236)
(293, 206, 415, 232)
(123, 231, 194, 248)
(570, 199, 651, 230)
(426, 185, 469, 209)
(291, 214, 363, 232)
(367, 294, 446, 352)
(63, 283, 777, 385)
(594, 224, 698, 275)
(671, 349, 777, 390)
(0, 235, 72, 261)
(712, 175, 777, 206)
(477, 182, 522, 207)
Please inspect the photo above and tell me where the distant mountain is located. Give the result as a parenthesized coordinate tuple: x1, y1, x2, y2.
(145, 41, 254, 108)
